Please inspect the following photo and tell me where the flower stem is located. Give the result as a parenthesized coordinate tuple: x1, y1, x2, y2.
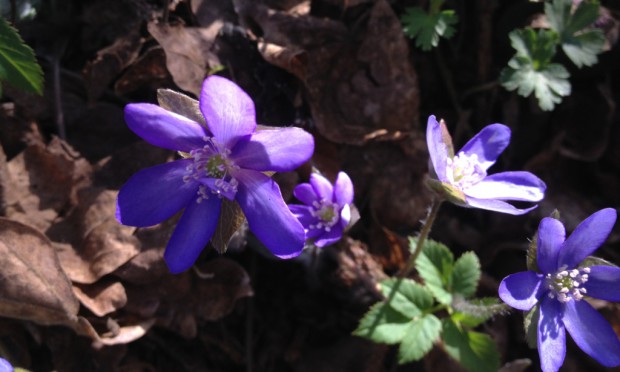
(400, 199, 443, 277)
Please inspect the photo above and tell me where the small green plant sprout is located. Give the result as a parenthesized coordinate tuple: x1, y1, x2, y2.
(353, 238, 508, 372)
(500, 0, 606, 111)
(401, 0, 458, 51)
(0, 16, 43, 97)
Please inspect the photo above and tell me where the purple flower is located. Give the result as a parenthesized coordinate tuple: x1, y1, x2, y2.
(499, 208, 620, 372)
(116, 76, 314, 273)
(0, 358, 12, 372)
(288, 172, 354, 247)
(426, 115, 546, 215)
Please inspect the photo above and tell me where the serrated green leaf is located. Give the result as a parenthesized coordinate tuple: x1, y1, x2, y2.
(353, 302, 411, 345)
(451, 297, 509, 328)
(451, 252, 480, 298)
(524, 303, 540, 349)
(401, 7, 458, 51)
(545, 0, 604, 68)
(398, 314, 442, 363)
(442, 319, 500, 372)
(0, 16, 43, 95)
(380, 278, 434, 318)
(412, 238, 454, 305)
(500, 29, 570, 111)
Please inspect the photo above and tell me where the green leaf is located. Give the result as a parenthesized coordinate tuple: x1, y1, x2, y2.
(524, 303, 540, 349)
(380, 278, 434, 318)
(0, 16, 43, 95)
(451, 252, 480, 298)
(413, 238, 454, 305)
(442, 319, 500, 372)
(398, 314, 442, 363)
(353, 302, 412, 345)
(545, 0, 604, 67)
(500, 28, 570, 111)
(401, 7, 458, 51)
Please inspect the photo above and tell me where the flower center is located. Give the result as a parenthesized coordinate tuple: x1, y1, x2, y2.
(308, 199, 339, 232)
(183, 137, 239, 202)
(446, 152, 486, 189)
(545, 266, 590, 303)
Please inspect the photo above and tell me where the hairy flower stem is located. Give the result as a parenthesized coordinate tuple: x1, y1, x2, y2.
(401, 199, 443, 278)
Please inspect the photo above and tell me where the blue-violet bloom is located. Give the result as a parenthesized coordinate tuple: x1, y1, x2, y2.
(426, 115, 546, 215)
(116, 76, 314, 273)
(0, 358, 12, 372)
(288, 172, 353, 247)
(499, 208, 620, 372)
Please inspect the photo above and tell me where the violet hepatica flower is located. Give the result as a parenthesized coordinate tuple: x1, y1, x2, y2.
(288, 172, 353, 247)
(0, 358, 12, 372)
(426, 115, 546, 214)
(116, 76, 314, 273)
(499, 208, 620, 372)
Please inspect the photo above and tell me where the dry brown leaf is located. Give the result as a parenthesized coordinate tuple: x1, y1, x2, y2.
(148, 21, 223, 97)
(191, 0, 237, 27)
(114, 47, 173, 96)
(73, 279, 128, 317)
(0, 218, 80, 327)
(56, 189, 140, 284)
(95, 319, 156, 347)
(235, 0, 419, 144)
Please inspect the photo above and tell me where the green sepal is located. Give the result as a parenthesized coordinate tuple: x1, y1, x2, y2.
(579, 255, 619, 269)
(524, 303, 540, 349)
(442, 318, 500, 372)
(425, 178, 467, 206)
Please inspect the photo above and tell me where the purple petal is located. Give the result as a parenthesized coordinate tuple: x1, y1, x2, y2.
(498, 271, 544, 310)
(199, 76, 256, 148)
(231, 127, 314, 172)
(584, 265, 620, 302)
(310, 173, 334, 201)
(558, 208, 617, 269)
(164, 196, 221, 274)
(459, 124, 511, 171)
(234, 169, 305, 258)
(426, 115, 449, 182)
(293, 184, 318, 206)
(116, 159, 198, 227)
(340, 204, 352, 228)
(333, 172, 354, 207)
(536, 218, 566, 274)
(537, 296, 566, 372)
(125, 103, 209, 152)
(464, 171, 546, 202)
(314, 222, 344, 248)
(289, 204, 317, 228)
(0, 358, 11, 371)
(464, 197, 537, 215)
(563, 299, 620, 367)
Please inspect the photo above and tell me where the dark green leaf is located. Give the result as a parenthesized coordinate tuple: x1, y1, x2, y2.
(442, 319, 500, 372)
(353, 302, 411, 345)
(401, 7, 458, 51)
(398, 314, 442, 363)
(413, 238, 453, 305)
(451, 252, 480, 298)
(562, 30, 605, 68)
(524, 303, 540, 349)
(380, 278, 434, 318)
(0, 16, 43, 95)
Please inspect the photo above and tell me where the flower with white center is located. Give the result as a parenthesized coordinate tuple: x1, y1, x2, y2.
(116, 76, 314, 273)
(426, 115, 546, 215)
(499, 208, 620, 372)
(288, 172, 354, 247)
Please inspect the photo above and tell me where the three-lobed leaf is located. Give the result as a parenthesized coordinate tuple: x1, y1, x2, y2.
(0, 16, 43, 95)
(401, 7, 458, 51)
(442, 319, 500, 372)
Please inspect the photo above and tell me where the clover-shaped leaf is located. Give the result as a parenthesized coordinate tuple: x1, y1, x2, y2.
(401, 7, 458, 51)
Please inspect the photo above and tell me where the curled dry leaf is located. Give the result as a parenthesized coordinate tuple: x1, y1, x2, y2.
(56, 188, 140, 284)
(94, 319, 156, 347)
(72, 279, 128, 317)
(4, 137, 92, 232)
(148, 21, 223, 97)
(235, 0, 419, 144)
(0, 218, 80, 327)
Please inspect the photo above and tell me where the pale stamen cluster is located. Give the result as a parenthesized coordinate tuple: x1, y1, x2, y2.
(446, 152, 486, 190)
(546, 266, 590, 303)
(183, 137, 240, 202)
(308, 199, 339, 232)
